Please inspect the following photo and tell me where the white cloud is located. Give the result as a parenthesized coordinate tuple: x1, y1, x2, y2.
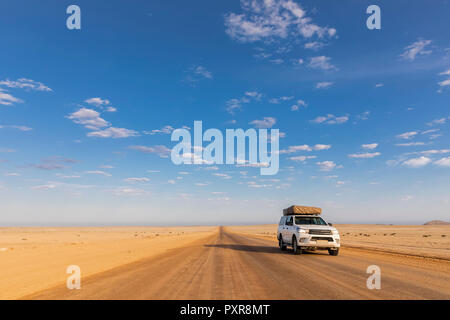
(143, 125, 174, 135)
(67, 108, 109, 130)
(236, 160, 269, 168)
(427, 118, 446, 126)
(396, 142, 426, 147)
(375, 83, 384, 88)
(292, 58, 304, 66)
(281, 144, 311, 153)
(311, 114, 348, 124)
(245, 91, 263, 100)
(88, 127, 139, 138)
(412, 149, 450, 156)
(438, 79, 450, 87)
(362, 143, 378, 150)
(68, 108, 137, 138)
(213, 173, 232, 179)
(316, 161, 336, 171)
(0, 90, 23, 106)
(0, 78, 52, 91)
(0, 124, 32, 131)
(401, 195, 413, 201)
(396, 131, 417, 140)
(193, 66, 213, 79)
(400, 39, 432, 61)
(247, 182, 273, 188)
(177, 152, 213, 164)
(270, 58, 284, 64)
(224, 0, 336, 43)
(439, 69, 450, 76)
(129, 145, 171, 158)
(32, 157, 77, 171)
(281, 144, 330, 154)
(226, 91, 262, 114)
(31, 184, 57, 190)
(402, 156, 431, 168)
(348, 152, 381, 159)
(434, 157, 450, 167)
(55, 174, 81, 179)
(269, 96, 294, 104)
(85, 97, 110, 107)
(113, 187, 147, 196)
(4, 172, 21, 177)
(33, 163, 66, 170)
(185, 65, 213, 84)
(290, 99, 307, 111)
(304, 41, 325, 50)
(254, 52, 272, 59)
(99, 165, 114, 169)
(203, 166, 219, 171)
(124, 177, 150, 182)
(422, 129, 440, 135)
(85, 170, 112, 177)
(308, 56, 337, 71)
(357, 111, 370, 121)
(315, 81, 333, 89)
(290, 155, 316, 162)
(226, 98, 245, 114)
(195, 182, 211, 186)
(249, 117, 276, 128)
(84, 97, 117, 112)
(313, 144, 331, 151)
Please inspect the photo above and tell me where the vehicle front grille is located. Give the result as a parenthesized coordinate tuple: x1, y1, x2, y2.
(309, 229, 332, 235)
(311, 236, 334, 242)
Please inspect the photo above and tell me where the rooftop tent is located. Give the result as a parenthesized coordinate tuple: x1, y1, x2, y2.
(283, 205, 322, 216)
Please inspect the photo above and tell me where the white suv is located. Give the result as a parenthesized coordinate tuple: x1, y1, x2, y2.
(277, 215, 340, 255)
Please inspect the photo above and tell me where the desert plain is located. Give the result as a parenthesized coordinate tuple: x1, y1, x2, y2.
(0, 224, 449, 300)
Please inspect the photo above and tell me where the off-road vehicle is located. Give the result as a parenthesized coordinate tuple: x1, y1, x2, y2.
(277, 205, 340, 255)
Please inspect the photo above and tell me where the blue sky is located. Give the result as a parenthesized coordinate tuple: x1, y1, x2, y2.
(0, 0, 449, 225)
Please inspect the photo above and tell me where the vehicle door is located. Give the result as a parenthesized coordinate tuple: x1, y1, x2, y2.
(278, 216, 286, 239)
(283, 216, 294, 243)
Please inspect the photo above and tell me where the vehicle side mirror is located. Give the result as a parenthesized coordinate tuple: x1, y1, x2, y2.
(328, 223, 333, 226)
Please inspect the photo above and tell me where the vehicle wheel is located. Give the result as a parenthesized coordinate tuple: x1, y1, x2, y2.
(292, 236, 302, 255)
(328, 249, 339, 256)
(279, 237, 287, 251)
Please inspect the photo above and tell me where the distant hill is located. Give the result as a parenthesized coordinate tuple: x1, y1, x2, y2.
(424, 220, 450, 225)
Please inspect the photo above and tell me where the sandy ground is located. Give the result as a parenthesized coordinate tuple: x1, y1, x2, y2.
(1, 224, 449, 300)
(25, 227, 450, 300)
(0, 226, 216, 299)
(227, 224, 450, 260)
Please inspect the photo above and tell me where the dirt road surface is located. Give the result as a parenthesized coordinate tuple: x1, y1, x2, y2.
(26, 227, 450, 300)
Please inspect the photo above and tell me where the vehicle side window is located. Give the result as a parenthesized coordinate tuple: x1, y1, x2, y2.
(285, 216, 293, 226)
(279, 217, 286, 225)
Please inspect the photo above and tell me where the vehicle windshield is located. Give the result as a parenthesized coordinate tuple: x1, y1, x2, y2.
(294, 217, 327, 225)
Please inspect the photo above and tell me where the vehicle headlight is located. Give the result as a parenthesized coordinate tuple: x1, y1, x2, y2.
(297, 228, 309, 234)
(332, 230, 339, 235)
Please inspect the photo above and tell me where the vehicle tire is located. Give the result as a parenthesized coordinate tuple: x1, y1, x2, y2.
(292, 236, 302, 255)
(328, 249, 339, 256)
(279, 236, 287, 251)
